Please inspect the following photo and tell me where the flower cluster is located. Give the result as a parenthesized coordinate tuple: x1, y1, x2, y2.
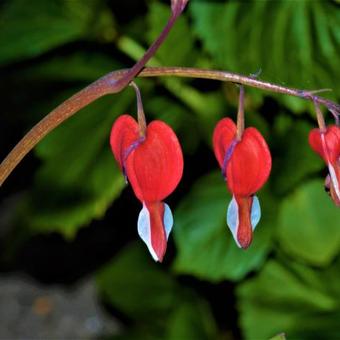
(109, 86, 339, 262)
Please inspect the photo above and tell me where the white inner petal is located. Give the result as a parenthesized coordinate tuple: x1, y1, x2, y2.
(163, 203, 173, 239)
(328, 164, 340, 200)
(250, 195, 261, 230)
(226, 196, 241, 248)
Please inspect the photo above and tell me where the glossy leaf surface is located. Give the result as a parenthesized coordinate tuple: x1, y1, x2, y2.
(238, 257, 340, 339)
(277, 180, 340, 266)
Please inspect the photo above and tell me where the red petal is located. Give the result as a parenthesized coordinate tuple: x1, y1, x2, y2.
(227, 127, 271, 196)
(110, 115, 139, 169)
(126, 120, 183, 202)
(235, 196, 253, 249)
(212, 118, 237, 168)
(146, 201, 167, 262)
(309, 125, 340, 164)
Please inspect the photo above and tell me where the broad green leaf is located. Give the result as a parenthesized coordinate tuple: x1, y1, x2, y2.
(0, 0, 114, 65)
(96, 242, 180, 321)
(271, 119, 324, 195)
(19, 52, 120, 83)
(145, 95, 200, 153)
(165, 301, 218, 340)
(96, 242, 218, 339)
(238, 258, 340, 339)
(173, 172, 275, 282)
(15, 91, 133, 238)
(190, 1, 340, 113)
(277, 180, 340, 266)
(110, 301, 218, 340)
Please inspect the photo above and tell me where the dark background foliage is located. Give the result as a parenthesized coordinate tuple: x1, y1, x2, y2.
(0, 0, 340, 338)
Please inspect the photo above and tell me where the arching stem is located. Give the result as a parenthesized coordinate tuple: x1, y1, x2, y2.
(0, 0, 190, 186)
(111, 0, 187, 93)
(1, 67, 340, 186)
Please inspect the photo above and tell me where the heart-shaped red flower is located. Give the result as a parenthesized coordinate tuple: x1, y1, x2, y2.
(213, 118, 272, 248)
(110, 115, 184, 261)
(309, 125, 340, 206)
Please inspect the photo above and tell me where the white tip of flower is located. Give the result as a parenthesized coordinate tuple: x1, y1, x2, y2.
(163, 203, 173, 239)
(226, 196, 241, 248)
(328, 163, 340, 201)
(137, 202, 173, 262)
(227, 195, 261, 248)
(137, 203, 159, 262)
(250, 195, 261, 230)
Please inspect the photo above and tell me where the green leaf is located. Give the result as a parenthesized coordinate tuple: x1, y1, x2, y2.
(0, 0, 113, 65)
(238, 257, 340, 339)
(165, 301, 217, 340)
(145, 95, 200, 154)
(15, 91, 133, 238)
(19, 52, 120, 83)
(277, 180, 340, 266)
(97, 242, 218, 339)
(271, 118, 324, 195)
(190, 1, 340, 113)
(96, 242, 180, 321)
(173, 172, 275, 282)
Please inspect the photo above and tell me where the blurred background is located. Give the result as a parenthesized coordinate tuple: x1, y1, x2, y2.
(1, 0, 340, 338)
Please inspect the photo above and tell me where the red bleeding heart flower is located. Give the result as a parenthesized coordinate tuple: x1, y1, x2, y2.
(309, 125, 340, 206)
(110, 114, 183, 262)
(213, 117, 272, 249)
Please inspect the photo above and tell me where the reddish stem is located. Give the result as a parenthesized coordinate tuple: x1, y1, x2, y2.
(0, 0, 189, 186)
(1, 67, 339, 186)
(111, 9, 182, 93)
(236, 86, 245, 141)
(130, 82, 147, 137)
(313, 99, 327, 132)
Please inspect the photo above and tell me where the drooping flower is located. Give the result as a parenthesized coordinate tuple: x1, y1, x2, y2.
(213, 118, 272, 249)
(110, 115, 183, 261)
(309, 125, 340, 206)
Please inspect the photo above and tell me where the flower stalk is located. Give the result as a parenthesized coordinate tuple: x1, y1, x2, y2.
(236, 85, 245, 141)
(1, 66, 339, 186)
(130, 82, 147, 137)
(313, 99, 327, 133)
